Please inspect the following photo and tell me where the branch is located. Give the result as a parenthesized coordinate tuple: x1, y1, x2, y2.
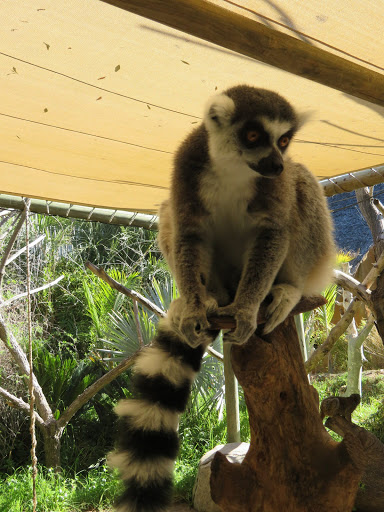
(0, 210, 25, 288)
(0, 313, 53, 422)
(0, 386, 44, 427)
(305, 250, 384, 373)
(85, 261, 165, 318)
(0, 275, 65, 308)
(305, 299, 359, 373)
(354, 315, 375, 351)
(5, 234, 46, 266)
(0, 209, 13, 217)
(372, 198, 384, 217)
(57, 353, 137, 428)
(208, 295, 326, 331)
(333, 269, 372, 305)
(207, 346, 224, 362)
(362, 247, 384, 289)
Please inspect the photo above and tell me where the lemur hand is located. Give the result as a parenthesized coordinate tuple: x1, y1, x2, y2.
(217, 304, 257, 344)
(171, 296, 218, 347)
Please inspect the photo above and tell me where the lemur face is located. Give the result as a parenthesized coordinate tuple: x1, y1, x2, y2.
(204, 85, 299, 178)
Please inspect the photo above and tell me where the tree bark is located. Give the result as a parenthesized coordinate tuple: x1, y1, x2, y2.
(40, 422, 64, 472)
(326, 416, 384, 512)
(355, 188, 384, 343)
(210, 312, 364, 511)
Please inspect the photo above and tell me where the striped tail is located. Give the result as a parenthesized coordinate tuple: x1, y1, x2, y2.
(108, 308, 217, 512)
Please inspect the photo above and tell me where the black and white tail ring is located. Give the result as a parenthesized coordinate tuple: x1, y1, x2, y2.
(108, 305, 218, 512)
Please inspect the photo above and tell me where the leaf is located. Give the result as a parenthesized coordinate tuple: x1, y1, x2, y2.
(181, 60, 190, 65)
(147, 104, 151, 109)
(115, 64, 121, 72)
(96, 96, 102, 101)
(43, 42, 50, 50)
(98, 76, 106, 80)
(12, 67, 18, 74)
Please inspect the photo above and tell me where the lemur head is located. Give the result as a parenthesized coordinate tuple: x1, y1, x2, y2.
(204, 85, 299, 178)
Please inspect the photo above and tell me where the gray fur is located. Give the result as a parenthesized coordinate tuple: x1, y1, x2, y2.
(158, 85, 336, 346)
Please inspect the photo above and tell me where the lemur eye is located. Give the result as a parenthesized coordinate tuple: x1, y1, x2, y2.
(278, 136, 290, 148)
(246, 130, 260, 142)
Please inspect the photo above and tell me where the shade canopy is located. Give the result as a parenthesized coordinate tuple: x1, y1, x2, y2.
(1, 0, 383, 214)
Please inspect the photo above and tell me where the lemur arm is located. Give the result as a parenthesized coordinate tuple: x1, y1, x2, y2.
(219, 226, 290, 343)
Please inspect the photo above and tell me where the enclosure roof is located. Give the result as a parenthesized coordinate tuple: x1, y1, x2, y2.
(1, 0, 384, 214)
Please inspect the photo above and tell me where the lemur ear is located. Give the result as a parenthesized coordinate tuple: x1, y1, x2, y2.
(296, 109, 314, 129)
(204, 93, 235, 128)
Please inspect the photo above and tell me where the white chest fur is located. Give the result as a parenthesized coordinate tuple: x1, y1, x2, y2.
(200, 158, 257, 237)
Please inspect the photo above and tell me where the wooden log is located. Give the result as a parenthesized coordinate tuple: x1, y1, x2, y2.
(210, 313, 364, 511)
(102, 0, 384, 107)
(208, 295, 326, 330)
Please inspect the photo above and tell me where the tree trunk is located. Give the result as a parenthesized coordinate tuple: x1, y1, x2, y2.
(355, 188, 384, 342)
(210, 314, 364, 512)
(40, 421, 64, 472)
(342, 262, 364, 396)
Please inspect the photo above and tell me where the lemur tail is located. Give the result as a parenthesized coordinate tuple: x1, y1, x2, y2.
(108, 309, 217, 512)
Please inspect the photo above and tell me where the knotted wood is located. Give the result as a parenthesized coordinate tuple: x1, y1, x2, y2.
(210, 297, 363, 512)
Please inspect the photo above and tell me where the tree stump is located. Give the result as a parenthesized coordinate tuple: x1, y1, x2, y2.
(210, 299, 364, 512)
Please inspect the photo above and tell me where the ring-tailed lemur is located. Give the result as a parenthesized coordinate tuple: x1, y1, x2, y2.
(159, 84, 335, 347)
(108, 301, 218, 512)
(109, 85, 336, 511)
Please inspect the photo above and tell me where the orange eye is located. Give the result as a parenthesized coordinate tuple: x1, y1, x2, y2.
(246, 130, 260, 142)
(279, 136, 290, 148)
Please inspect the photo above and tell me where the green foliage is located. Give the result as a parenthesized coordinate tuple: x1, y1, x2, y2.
(0, 464, 122, 512)
(83, 270, 140, 338)
(32, 344, 102, 417)
(99, 308, 157, 362)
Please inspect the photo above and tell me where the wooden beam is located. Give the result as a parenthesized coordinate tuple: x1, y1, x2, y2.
(101, 0, 384, 107)
(321, 165, 384, 197)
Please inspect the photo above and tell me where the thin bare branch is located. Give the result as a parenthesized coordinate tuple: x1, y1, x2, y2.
(0, 386, 44, 427)
(5, 234, 46, 266)
(305, 300, 359, 373)
(354, 315, 375, 351)
(0, 210, 17, 229)
(57, 353, 137, 428)
(333, 269, 372, 305)
(362, 248, 384, 289)
(85, 261, 165, 318)
(0, 209, 13, 217)
(372, 198, 384, 217)
(0, 314, 53, 422)
(0, 213, 21, 241)
(0, 210, 26, 288)
(0, 275, 65, 308)
(207, 346, 224, 362)
(305, 251, 384, 373)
